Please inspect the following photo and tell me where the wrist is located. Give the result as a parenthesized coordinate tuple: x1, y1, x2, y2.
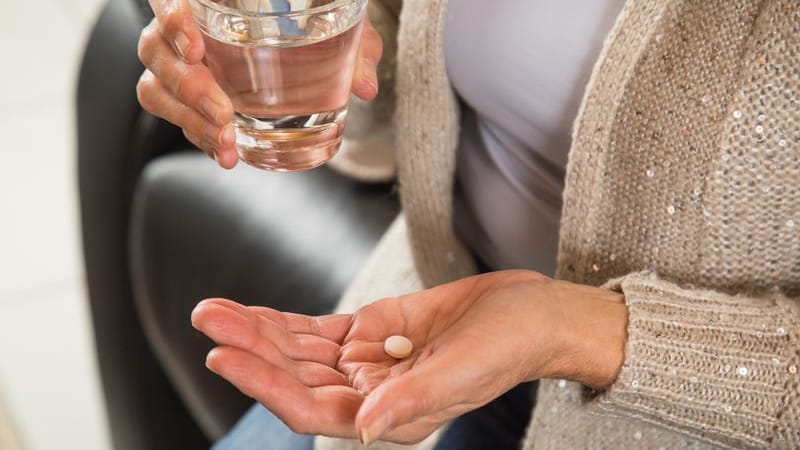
(550, 282, 628, 390)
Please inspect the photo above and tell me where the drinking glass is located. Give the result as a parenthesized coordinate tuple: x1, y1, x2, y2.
(189, 0, 368, 171)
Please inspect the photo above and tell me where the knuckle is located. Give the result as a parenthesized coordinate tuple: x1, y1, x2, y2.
(375, 36, 384, 59)
(136, 41, 146, 65)
(136, 73, 155, 109)
(175, 70, 203, 101)
(136, 84, 147, 109)
(359, 32, 383, 66)
(197, 124, 219, 151)
(363, 23, 382, 46)
(200, 115, 219, 139)
(141, 17, 158, 37)
(137, 25, 158, 65)
(364, 22, 381, 42)
(159, 10, 183, 39)
(169, 65, 190, 98)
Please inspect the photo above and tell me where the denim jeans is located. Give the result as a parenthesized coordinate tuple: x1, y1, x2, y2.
(212, 381, 537, 450)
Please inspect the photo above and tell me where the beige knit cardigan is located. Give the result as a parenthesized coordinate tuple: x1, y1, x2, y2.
(317, 0, 800, 449)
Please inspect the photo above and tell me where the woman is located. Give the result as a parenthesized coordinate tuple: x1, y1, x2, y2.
(137, 0, 800, 449)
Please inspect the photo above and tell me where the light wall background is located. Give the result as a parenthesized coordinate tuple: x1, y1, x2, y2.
(0, 1, 112, 449)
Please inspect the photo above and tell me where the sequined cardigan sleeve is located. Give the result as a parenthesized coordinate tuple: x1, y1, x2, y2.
(541, 1, 800, 448)
(586, 273, 800, 449)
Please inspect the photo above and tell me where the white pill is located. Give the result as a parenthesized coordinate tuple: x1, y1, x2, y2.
(384, 335, 413, 359)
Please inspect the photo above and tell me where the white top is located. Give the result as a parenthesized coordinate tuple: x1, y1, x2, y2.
(445, 0, 626, 274)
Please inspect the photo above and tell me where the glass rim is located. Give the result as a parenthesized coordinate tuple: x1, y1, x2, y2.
(188, 0, 364, 18)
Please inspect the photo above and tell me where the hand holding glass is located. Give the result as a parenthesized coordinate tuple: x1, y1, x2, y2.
(189, 0, 368, 171)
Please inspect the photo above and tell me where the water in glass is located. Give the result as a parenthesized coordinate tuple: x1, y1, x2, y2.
(192, 0, 366, 171)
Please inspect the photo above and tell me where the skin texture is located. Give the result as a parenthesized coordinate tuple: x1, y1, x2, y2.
(191, 270, 628, 445)
(137, 0, 382, 168)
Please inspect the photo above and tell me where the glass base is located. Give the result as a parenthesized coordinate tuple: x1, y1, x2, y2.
(233, 107, 347, 172)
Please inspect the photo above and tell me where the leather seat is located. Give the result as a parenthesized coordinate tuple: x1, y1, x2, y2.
(77, 1, 399, 449)
(130, 153, 398, 440)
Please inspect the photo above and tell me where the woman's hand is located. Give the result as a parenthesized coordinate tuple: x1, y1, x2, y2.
(137, 0, 383, 169)
(191, 271, 627, 445)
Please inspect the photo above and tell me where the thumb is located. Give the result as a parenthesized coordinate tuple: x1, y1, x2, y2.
(354, 365, 448, 445)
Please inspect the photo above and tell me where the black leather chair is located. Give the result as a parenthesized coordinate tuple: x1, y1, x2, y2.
(76, 1, 399, 449)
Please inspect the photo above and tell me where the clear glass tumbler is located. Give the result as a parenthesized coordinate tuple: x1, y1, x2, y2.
(189, 0, 368, 171)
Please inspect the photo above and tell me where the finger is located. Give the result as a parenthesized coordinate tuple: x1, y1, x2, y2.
(147, 0, 205, 63)
(194, 299, 343, 368)
(293, 360, 349, 387)
(381, 417, 448, 446)
(138, 25, 233, 126)
(193, 300, 285, 360)
(351, 19, 382, 100)
(353, 347, 486, 445)
(355, 374, 443, 445)
(250, 306, 353, 344)
(343, 352, 422, 397)
(249, 311, 345, 368)
(137, 72, 238, 168)
(337, 340, 399, 394)
(339, 341, 391, 367)
(237, 305, 347, 367)
(292, 334, 343, 368)
(342, 299, 407, 343)
(192, 300, 293, 359)
(206, 346, 363, 437)
(345, 362, 392, 395)
(183, 129, 217, 161)
(183, 129, 239, 171)
(193, 302, 346, 386)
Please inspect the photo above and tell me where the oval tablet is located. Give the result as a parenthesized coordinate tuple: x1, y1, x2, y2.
(384, 335, 413, 359)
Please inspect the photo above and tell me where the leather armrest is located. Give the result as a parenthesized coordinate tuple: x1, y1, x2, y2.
(130, 153, 399, 439)
(77, 1, 208, 449)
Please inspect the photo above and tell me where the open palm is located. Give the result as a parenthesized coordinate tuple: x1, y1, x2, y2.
(191, 271, 625, 444)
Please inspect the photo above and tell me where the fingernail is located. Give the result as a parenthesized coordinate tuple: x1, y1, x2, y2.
(199, 96, 221, 123)
(174, 32, 191, 60)
(205, 358, 218, 374)
(362, 59, 378, 90)
(359, 412, 392, 446)
(219, 125, 236, 147)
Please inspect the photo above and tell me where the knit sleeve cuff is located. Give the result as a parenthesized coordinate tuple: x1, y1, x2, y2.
(595, 272, 800, 449)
